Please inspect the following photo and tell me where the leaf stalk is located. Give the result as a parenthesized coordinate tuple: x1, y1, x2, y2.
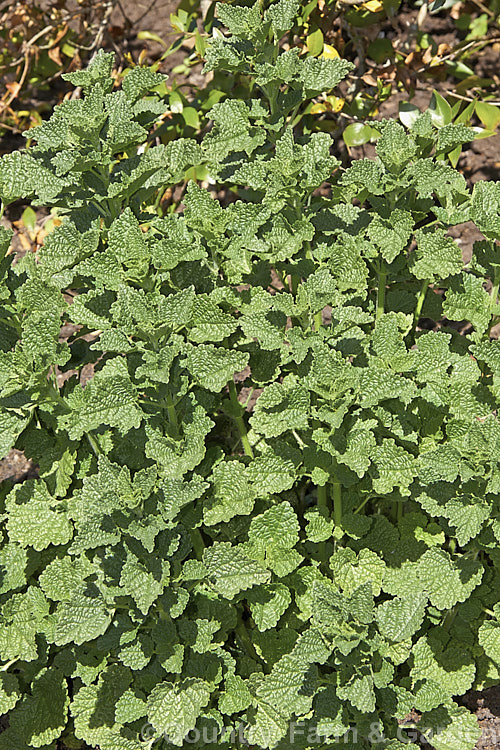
(190, 528, 205, 560)
(228, 380, 254, 458)
(411, 279, 430, 339)
(332, 481, 342, 529)
(376, 267, 386, 319)
(317, 483, 328, 513)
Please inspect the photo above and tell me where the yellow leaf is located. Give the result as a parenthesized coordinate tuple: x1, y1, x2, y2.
(321, 44, 340, 59)
(311, 102, 329, 114)
(362, 0, 384, 11)
(61, 42, 76, 58)
(327, 96, 345, 113)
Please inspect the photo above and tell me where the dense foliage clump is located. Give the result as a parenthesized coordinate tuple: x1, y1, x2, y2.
(0, 2, 499, 749)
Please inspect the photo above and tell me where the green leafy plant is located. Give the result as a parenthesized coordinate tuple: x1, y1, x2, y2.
(157, 0, 500, 152)
(0, 2, 499, 750)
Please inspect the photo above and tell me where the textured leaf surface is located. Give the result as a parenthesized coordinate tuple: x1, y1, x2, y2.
(53, 591, 112, 646)
(376, 594, 427, 642)
(6, 481, 72, 551)
(185, 345, 249, 391)
(9, 669, 69, 748)
(203, 543, 270, 598)
(60, 358, 142, 439)
(147, 679, 211, 746)
(0, 13, 497, 750)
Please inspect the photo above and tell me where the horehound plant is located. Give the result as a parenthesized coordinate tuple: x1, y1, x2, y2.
(0, 2, 499, 749)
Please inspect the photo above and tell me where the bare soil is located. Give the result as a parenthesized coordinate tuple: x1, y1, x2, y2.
(460, 685, 500, 750)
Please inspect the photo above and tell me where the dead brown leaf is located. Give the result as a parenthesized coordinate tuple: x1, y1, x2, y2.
(48, 46, 63, 66)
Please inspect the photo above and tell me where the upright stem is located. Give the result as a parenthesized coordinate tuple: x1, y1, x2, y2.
(86, 431, 102, 457)
(290, 273, 299, 297)
(166, 392, 179, 437)
(491, 281, 499, 308)
(228, 380, 254, 458)
(46, 381, 69, 410)
(235, 620, 264, 668)
(0, 316, 22, 334)
(376, 267, 386, 319)
(50, 366, 60, 391)
(314, 309, 322, 331)
(442, 606, 457, 632)
(392, 500, 404, 523)
(332, 481, 342, 529)
(288, 102, 301, 128)
(304, 239, 313, 261)
(411, 279, 429, 338)
(190, 528, 205, 560)
(317, 483, 328, 514)
(354, 496, 370, 514)
(490, 269, 499, 323)
(316, 484, 330, 560)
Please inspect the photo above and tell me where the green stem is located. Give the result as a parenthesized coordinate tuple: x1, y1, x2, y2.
(486, 316, 500, 336)
(292, 430, 307, 449)
(265, 82, 280, 119)
(317, 483, 328, 514)
(86, 431, 102, 457)
(490, 282, 499, 308)
(90, 199, 109, 219)
(165, 392, 179, 436)
(190, 528, 205, 560)
(50, 366, 59, 391)
(332, 481, 342, 529)
(411, 279, 430, 338)
(288, 102, 301, 129)
(1, 658, 17, 672)
(243, 388, 255, 409)
(314, 309, 322, 331)
(0, 316, 22, 334)
(392, 500, 404, 523)
(376, 267, 386, 319)
(317, 483, 330, 560)
(45, 381, 69, 410)
(235, 621, 264, 667)
(354, 496, 370, 514)
(228, 380, 254, 458)
(489, 269, 499, 326)
(442, 606, 457, 632)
